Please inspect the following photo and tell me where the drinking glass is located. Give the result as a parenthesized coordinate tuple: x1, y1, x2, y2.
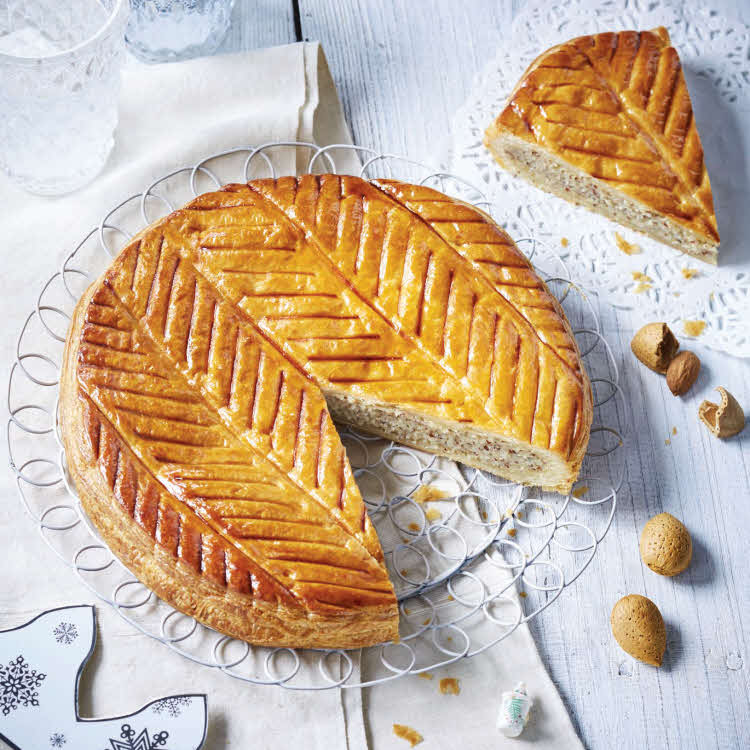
(0, 0, 129, 195)
(125, 0, 236, 63)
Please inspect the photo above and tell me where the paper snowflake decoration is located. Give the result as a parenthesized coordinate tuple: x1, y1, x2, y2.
(50, 733, 67, 747)
(151, 696, 192, 718)
(0, 655, 46, 715)
(105, 723, 169, 750)
(54, 622, 79, 645)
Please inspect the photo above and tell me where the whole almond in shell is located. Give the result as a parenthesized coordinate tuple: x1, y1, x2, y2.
(640, 512, 692, 576)
(666, 351, 701, 396)
(610, 594, 666, 667)
(631, 323, 679, 373)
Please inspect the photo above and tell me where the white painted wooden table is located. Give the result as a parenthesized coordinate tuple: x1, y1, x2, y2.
(219, 1, 750, 747)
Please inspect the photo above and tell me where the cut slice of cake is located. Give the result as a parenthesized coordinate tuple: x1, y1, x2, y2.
(485, 27, 720, 264)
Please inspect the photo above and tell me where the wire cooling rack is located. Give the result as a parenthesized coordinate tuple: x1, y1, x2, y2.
(6, 142, 628, 689)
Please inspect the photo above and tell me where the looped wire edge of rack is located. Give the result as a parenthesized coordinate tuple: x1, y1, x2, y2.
(6, 141, 627, 689)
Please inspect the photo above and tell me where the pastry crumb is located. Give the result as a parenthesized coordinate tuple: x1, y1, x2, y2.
(519, 591, 528, 598)
(633, 281, 652, 294)
(418, 671, 433, 680)
(422, 618, 431, 626)
(571, 485, 589, 499)
(683, 320, 706, 337)
(615, 232, 642, 255)
(561, 237, 569, 247)
(393, 724, 423, 747)
(412, 485, 450, 504)
(400, 571, 409, 579)
(439, 677, 460, 695)
(507, 528, 517, 537)
(447, 595, 454, 601)
(425, 507, 442, 522)
(681, 267, 699, 279)
(672, 426, 677, 435)
(665, 438, 671, 446)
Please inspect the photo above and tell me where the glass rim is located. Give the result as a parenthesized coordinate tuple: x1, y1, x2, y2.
(0, 0, 129, 65)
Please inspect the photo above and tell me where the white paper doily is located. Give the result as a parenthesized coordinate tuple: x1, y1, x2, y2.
(451, 0, 750, 357)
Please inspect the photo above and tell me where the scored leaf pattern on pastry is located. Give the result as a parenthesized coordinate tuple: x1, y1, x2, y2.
(71, 176, 590, 627)
(494, 27, 718, 243)
(77, 283, 394, 611)
(240, 175, 588, 460)
(371, 180, 583, 373)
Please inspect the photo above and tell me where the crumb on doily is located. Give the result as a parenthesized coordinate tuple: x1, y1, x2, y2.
(681, 268, 699, 279)
(616, 232, 642, 255)
(561, 237, 569, 247)
(507, 528, 517, 537)
(683, 320, 706, 337)
(418, 672, 433, 680)
(572, 485, 589, 499)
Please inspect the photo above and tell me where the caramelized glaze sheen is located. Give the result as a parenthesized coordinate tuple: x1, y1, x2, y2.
(491, 27, 718, 244)
(60, 176, 591, 648)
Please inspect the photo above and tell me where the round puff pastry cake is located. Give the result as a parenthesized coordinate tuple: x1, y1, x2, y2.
(60, 175, 592, 648)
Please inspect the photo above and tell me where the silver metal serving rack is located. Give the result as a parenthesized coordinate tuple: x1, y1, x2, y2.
(7, 142, 627, 689)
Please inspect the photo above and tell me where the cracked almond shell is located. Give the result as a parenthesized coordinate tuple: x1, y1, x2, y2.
(630, 323, 679, 373)
(611, 594, 666, 667)
(699, 387, 745, 438)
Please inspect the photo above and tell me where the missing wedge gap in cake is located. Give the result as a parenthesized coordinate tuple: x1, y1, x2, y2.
(485, 131, 718, 265)
(325, 390, 580, 496)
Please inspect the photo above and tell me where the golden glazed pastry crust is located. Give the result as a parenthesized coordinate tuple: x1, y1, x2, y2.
(485, 27, 720, 263)
(60, 175, 592, 649)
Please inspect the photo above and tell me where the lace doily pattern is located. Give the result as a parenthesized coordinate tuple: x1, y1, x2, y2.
(451, 0, 750, 356)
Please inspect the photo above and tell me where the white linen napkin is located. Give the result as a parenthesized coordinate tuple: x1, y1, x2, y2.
(0, 42, 583, 749)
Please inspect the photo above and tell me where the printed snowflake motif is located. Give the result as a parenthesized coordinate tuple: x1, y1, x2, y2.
(104, 723, 169, 750)
(50, 733, 67, 747)
(0, 655, 46, 715)
(151, 696, 192, 718)
(53, 622, 79, 645)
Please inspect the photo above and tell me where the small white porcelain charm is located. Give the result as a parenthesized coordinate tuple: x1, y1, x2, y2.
(0, 605, 207, 749)
(497, 682, 533, 738)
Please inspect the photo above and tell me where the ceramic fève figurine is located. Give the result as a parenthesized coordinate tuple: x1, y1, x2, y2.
(0, 605, 207, 749)
(497, 682, 533, 738)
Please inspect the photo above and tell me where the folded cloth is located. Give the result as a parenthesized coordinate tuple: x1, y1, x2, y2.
(0, 41, 582, 750)
(0, 41, 362, 750)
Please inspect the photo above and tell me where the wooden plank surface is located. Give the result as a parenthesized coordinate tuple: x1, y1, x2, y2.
(297, 0, 750, 747)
